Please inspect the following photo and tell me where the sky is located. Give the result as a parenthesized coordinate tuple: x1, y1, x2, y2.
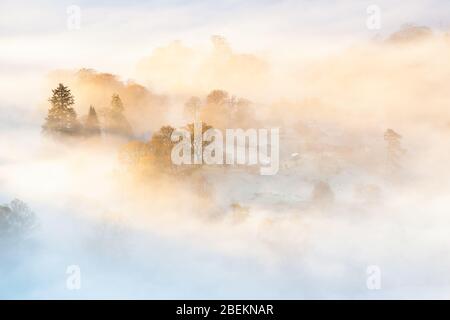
(1, 0, 449, 112)
(2, 0, 449, 76)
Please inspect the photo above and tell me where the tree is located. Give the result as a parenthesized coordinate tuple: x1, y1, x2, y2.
(84, 105, 101, 137)
(149, 125, 176, 168)
(384, 129, 405, 171)
(118, 140, 159, 179)
(0, 199, 37, 241)
(42, 83, 81, 137)
(184, 122, 214, 165)
(206, 89, 229, 105)
(183, 96, 201, 122)
(120, 123, 214, 178)
(149, 124, 214, 172)
(119, 141, 152, 167)
(200, 90, 231, 128)
(111, 94, 124, 113)
(200, 90, 255, 128)
(104, 94, 133, 137)
(387, 24, 432, 43)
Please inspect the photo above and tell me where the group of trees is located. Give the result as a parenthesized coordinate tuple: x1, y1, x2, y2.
(309, 129, 405, 209)
(119, 122, 214, 176)
(118, 125, 177, 176)
(42, 83, 132, 139)
(184, 89, 255, 129)
(42, 84, 406, 186)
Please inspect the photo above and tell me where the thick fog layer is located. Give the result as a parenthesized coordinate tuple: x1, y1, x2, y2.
(1, 0, 450, 299)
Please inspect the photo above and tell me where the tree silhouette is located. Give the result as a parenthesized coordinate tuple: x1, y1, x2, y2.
(111, 94, 124, 113)
(42, 83, 80, 137)
(387, 24, 432, 43)
(149, 125, 176, 168)
(183, 96, 201, 122)
(104, 94, 133, 137)
(384, 128, 405, 171)
(184, 122, 214, 164)
(200, 90, 231, 128)
(200, 90, 254, 128)
(84, 105, 101, 137)
(0, 199, 37, 241)
(206, 89, 229, 105)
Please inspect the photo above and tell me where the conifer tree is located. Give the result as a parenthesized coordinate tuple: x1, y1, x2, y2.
(104, 94, 133, 137)
(84, 105, 101, 137)
(42, 83, 80, 136)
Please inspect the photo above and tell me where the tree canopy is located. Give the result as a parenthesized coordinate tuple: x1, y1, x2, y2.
(42, 83, 80, 137)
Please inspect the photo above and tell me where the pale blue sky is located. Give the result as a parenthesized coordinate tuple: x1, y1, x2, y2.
(1, 0, 449, 36)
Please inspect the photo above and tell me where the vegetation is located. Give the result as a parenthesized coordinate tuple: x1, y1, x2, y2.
(42, 83, 80, 137)
(384, 128, 405, 172)
(42, 84, 133, 140)
(0, 199, 37, 241)
(84, 105, 101, 137)
(103, 94, 133, 137)
(183, 90, 255, 129)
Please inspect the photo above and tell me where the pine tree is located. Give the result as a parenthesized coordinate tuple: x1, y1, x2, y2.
(84, 105, 101, 137)
(104, 94, 133, 137)
(42, 83, 80, 137)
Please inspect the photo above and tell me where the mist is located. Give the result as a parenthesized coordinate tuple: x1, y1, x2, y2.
(1, 1, 450, 299)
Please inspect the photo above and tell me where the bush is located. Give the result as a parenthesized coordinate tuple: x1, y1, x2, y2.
(0, 199, 37, 241)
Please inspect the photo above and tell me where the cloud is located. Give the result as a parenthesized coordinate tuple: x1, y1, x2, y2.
(136, 36, 269, 99)
(1, 1, 450, 299)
